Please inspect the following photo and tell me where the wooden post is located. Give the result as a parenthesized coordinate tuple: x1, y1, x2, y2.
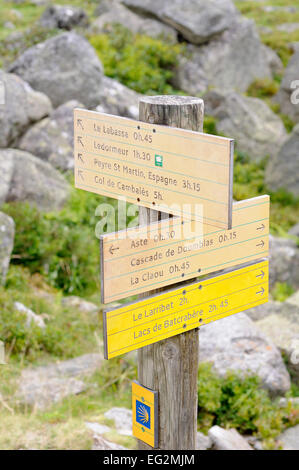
(138, 96, 204, 450)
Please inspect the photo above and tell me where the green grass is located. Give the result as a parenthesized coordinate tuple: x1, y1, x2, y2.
(89, 25, 183, 94)
(271, 282, 295, 301)
(197, 363, 299, 449)
(233, 153, 299, 235)
(235, 0, 299, 65)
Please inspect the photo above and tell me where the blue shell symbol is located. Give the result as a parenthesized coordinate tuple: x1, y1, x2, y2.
(138, 404, 149, 424)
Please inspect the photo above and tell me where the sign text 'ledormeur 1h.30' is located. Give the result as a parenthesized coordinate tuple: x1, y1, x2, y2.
(100, 195, 269, 303)
(74, 109, 234, 229)
(103, 260, 269, 359)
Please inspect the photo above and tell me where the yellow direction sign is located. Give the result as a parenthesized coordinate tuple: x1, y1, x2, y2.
(132, 381, 158, 448)
(100, 195, 269, 303)
(103, 260, 269, 359)
(74, 109, 234, 228)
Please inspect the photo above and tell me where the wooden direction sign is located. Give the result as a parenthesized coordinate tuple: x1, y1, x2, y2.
(132, 381, 158, 448)
(103, 259, 269, 359)
(74, 109, 234, 228)
(100, 195, 269, 303)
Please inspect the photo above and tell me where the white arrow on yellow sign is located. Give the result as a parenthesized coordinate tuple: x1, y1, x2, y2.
(103, 259, 269, 359)
(100, 195, 269, 303)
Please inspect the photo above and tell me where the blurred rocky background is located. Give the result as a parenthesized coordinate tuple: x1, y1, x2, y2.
(0, 0, 299, 451)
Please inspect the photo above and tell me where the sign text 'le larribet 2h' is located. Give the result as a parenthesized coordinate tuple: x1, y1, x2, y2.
(74, 108, 234, 229)
(100, 195, 269, 303)
(73, 106, 269, 449)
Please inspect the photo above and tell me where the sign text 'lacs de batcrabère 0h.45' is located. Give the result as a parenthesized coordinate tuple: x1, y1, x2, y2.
(100, 195, 269, 303)
(103, 260, 269, 359)
(74, 109, 234, 229)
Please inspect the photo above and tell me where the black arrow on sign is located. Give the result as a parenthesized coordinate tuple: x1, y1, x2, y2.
(77, 153, 84, 163)
(109, 245, 119, 255)
(256, 287, 265, 296)
(256, 224, 265, 231)
(256, 271, 265, 280)
(78, 170, 84, 181)
(256, 240, 265, 248)
(77, 119, 84, 130)
(77, 136, 84, 147)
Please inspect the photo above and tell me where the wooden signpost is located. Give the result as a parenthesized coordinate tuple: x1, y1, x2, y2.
(100, 195, 269, 303)
(74, 108, 234, 228)
(103, 260, 269, 359)
(74, 95, 269, 451)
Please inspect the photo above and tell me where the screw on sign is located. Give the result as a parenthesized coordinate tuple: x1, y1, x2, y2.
(74, 95, 269, 450)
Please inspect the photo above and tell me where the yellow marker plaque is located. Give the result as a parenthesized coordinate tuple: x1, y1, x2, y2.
(74, 109, 234, 228)
(103, 260, 269, 359)
(101, 195, 269, 303)
(132, 381, 158, 448)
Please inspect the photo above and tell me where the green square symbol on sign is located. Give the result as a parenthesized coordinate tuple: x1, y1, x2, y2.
(155, 154, 163, 167)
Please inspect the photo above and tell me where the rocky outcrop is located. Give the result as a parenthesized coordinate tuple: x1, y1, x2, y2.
(269, 235, 299, 290)
(8, 32, 104, 108)
(208, 426, 252, 450)
(289, 223, 299, 237)
(104, 408, 132, 436)
(95, 76, 140, 120)
(0, 149, 69, 211)
(0, 71, 52, 147)
(266, 124, 299, 196)
(278, 425, 299, 450)
(0, 211, 14, 285)
(39, 5, 89, 30)
(274, 50, 299, 123)
(255, 302, 299, 382)
(14, 302, 46, 329)
(172, 18, 273, 95)
(198, 312, 291, 396)
(92, 1, 177, 41)
(205, 90, 286, 161)
(123, 0, 238, 45)
(17, 354, 103, 410)
(246, 300, 298, 322)
(19, 100, 83, 171)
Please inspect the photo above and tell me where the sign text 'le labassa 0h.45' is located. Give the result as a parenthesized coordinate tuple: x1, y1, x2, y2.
(100, 195, 269, 303)
(103, 259, 269, 359)
(74, 109, 234, 229)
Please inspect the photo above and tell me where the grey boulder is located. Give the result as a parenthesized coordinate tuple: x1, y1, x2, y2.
(266, 123, 299, 196)
(19, 100, 83, 171)
(17, 354, 103, 410)
(123, 0, 238, 45)
(173, 18, 273, 95)
(289, 223, 299, 237)
(39, 5, 89, 30)
(255, 303, 299, 383)
(278, 425, 299, 450)
(269, 235, 299, 290)
(95, 76, 140, 120)
(0, 211, 14, 285)
(0, 149, 69, 211)
(199, 312, 291, 396)
(246, 300, 298, 322)
(104, 408, 132, 436)
(0, 70, 52, 147)
(92, 1, 177, 42)
(208, 426, 252, 450)
(274, 50, 299, 123)
(8, 32, 104, 108)
(205, 90, 286, 161)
